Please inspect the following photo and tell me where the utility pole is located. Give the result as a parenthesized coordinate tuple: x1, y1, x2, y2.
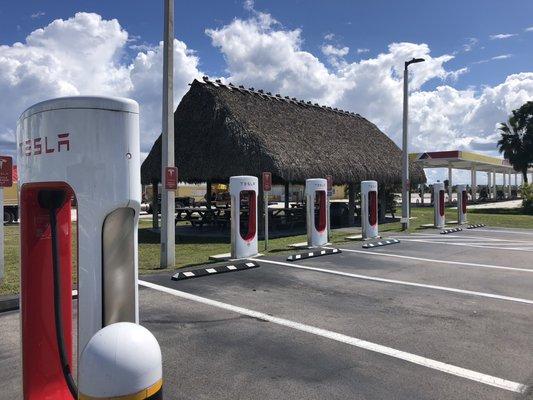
(401, 57, 425, 231)
(160, 0, 175, 268)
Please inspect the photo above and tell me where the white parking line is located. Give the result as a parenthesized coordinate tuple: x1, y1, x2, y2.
(139, 280, 527, 394)
(478, 228, 533, 236)
(392, 234, 502, 242)
(424, 242, 533, 250)
(253, 258, 533, 305)
(392, 237, 514, 246)
(335, 247, 533, 273)
(397, 238, 533, 252)
(408, 232, 532, 243)
(414, 241, 532, 247)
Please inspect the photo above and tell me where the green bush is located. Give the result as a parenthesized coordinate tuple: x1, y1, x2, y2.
(522, 183, 533, 214)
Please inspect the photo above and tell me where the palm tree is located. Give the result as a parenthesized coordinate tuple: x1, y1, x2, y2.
(497, 116, 530, 183)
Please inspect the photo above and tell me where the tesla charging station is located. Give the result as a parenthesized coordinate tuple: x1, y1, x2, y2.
(17, 96, 162, 399)
(230, 175, 258, 259)
(361, 180, 379, 239)
(306, 178, 328, 247)
(433, 182, 445, 228)
(456, 184, 468, 224)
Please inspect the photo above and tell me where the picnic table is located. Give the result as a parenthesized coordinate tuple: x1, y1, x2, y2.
(175, 207, 229, 228)
(268, 207, 305, 229)
(176, 204, 308, 231)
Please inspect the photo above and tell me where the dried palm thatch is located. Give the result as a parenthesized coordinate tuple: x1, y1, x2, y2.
(141, 77, 426, 185)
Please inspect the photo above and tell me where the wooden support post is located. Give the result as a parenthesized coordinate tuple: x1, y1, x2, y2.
(284, 181, 290, 225)
(206, 180, 212, 209)
(348, 183, 355, 226)
(284, 181, 290, 209)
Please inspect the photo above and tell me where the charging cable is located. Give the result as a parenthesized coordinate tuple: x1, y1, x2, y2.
(38, 190, 78, 399)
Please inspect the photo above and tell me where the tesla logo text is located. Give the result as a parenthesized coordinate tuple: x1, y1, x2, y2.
(240, 182, 256, 187)
(20, 133, 70, 156)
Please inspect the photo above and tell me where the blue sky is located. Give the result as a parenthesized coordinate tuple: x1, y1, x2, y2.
(2, 0, 532, 90)
(1, 1, 532, 183)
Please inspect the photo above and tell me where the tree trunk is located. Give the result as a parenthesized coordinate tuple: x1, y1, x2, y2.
(523, 169, 529, 184)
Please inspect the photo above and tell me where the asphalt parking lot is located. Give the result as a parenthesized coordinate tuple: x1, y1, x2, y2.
(1, 227, 532, 399)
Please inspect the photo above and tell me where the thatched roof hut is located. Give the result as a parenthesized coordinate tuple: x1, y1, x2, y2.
(141, 77, 426, 186)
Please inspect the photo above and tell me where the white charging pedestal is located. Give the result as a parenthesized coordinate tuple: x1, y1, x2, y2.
(433, 182, 445, 228)
(17, 96, 162, 399)
(456, 184, 468, 225)
(361, 180, 379, 239)
(230, 175, 259, 259)
(306, 178, 328, 247)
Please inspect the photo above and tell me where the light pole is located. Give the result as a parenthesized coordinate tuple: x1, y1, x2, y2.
(160, 0, 175, 268)
(401, 57, 425, 231)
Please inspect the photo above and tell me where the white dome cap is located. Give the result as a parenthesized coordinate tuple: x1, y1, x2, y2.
(79, 322, 162, 399)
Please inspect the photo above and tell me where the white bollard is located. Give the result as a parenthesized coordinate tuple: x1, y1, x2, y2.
(433, 182, 445, 228)
(306, 178, 328, 247)
(456, 184, 468, 225)
(361, 180, 379, 239)
(230, 176, 258, 259)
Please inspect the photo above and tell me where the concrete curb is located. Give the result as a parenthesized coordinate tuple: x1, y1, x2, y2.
(0, 295, 19, 313)
(0, 290, 78, 313)
(172, 261, 259, 281)
(286, 248, 341, 261)
(362, 238, 400, 248)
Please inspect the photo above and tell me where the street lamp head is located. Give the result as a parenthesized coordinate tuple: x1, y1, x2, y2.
(405, 57, 426, 69)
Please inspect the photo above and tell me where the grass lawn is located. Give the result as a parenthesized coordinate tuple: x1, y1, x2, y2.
(1, 225, 21, 296)
(2, 205, 532, 296)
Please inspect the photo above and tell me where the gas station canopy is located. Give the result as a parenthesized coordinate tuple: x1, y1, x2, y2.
(410, 150, 533, 174)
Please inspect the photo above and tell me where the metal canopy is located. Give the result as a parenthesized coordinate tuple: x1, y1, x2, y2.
(409, 150, 533, 174)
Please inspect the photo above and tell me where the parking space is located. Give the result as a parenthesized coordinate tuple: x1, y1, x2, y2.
(137, 227, 533, 399)
(360, 229, 533, 268)
(1, 227, 532, 399)
(393, 228, 533, 253)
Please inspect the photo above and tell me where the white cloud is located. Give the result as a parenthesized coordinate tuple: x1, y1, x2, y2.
(357, 48, 370, 54)
(204, 11, 533, 165)
(0, 12, 202, 157)
(129, 40, 203, 153)
(473, 54, 513, 64)
(2, 9, 533, 180)
(30, 11, 45, 19)
(128, 43, 155, 52)
(243, 0, 254, 11)
(206, 13, 348, 104)
(321, 44, 349, 57)
(489, 33, 517, 40)
(446, 67, 469, 81)
(526, 27, 533, 32)
(491, 54, 512, 60)
(462, 37, 478, 52)
(324, 33, 335, 41)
